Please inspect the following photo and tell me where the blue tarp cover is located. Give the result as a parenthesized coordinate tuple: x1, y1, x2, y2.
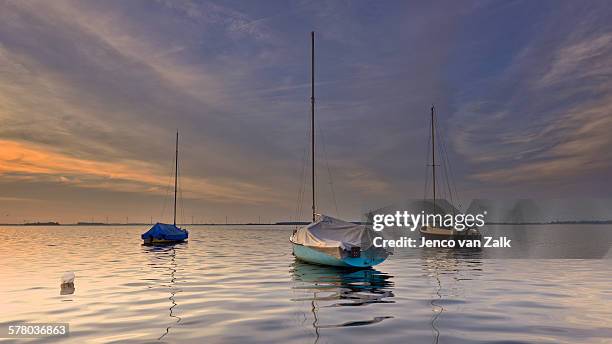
(141, 223, 188, 241)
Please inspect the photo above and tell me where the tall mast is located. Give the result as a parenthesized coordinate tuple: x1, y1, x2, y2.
(431, 105, 436, 209)
(311, 31, 316, 222)
(174, 131, 178, 226)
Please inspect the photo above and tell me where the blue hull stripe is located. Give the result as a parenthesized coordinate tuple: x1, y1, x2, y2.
(292, 243, 386, 268)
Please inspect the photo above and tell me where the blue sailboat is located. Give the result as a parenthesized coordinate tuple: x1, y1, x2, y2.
(290, 32, 388, 268)
(142, 132, 188, 245)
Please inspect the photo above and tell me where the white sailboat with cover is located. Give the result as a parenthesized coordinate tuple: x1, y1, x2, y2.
(290, 32, 389, 268)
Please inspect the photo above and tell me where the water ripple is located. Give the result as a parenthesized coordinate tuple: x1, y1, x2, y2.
(0, 225, 610, 343)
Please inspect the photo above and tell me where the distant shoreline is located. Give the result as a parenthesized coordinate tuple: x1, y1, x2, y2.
(1, 222, 309, 226)
(487, 221, 612, 225)
(1, 222, 315, 226)
(2, 220, 611, 226)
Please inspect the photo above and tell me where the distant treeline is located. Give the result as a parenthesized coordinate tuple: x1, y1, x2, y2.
(3, 221, 373, 226)
(488, 220, 612, 225)
(3, 220, 609, 226)
(21, 221, 61, 226)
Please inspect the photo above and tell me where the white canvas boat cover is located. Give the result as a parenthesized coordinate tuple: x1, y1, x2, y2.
(290, 214, 375, 251)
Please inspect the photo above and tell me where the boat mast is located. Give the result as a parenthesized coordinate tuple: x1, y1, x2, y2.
(311, 31, 316, 222)
(174, 131, 178, 226)
(431, 105, 436, 209)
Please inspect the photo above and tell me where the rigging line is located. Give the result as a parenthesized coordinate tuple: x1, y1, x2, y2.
(317, 119, 339, 217)
(160, 151, 176, 221)
(299, 113, 311, 219)
(180, 180, 185, 226)
(294, 110, 311, 226)
(297, 173, 306, 224)
(441, 131, 461, 209)
(435, 119, 453, 204)
(442, 144, 456, 210)
(424, 115, 432, 200)
(177, 153, 185, 226)
(436, 123, 454, 212)
(296, 166, 306, 226)
(436, 120, 460, 210)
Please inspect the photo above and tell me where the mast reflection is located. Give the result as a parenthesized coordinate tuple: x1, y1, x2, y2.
(420, 248, 483, 344)
(142, 243, 185, 341)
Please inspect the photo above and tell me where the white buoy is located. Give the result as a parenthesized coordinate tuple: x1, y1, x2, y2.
(61, 272, 75, 285)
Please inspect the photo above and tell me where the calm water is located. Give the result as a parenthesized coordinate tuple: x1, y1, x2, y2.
(0, 225, 610, 343)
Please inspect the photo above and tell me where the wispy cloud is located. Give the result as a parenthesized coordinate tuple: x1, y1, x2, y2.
(537, 33, 612, 88)
(0, 0, 610, 222)
(451, 5, 612, 187)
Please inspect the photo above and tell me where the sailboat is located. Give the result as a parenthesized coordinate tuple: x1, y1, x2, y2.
(419, 106, 481, 241)
(290, 32, 389, 268)
(142, 132, 189, 245)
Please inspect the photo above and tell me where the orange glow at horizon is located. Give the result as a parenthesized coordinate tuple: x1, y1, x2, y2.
(0, 139, 279, 205)
(0, 139, 168, 188)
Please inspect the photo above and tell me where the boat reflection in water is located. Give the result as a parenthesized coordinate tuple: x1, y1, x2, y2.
(60, 283, 75, 296)
(142, 243, 186, 340)
(290, 260, 394, 342)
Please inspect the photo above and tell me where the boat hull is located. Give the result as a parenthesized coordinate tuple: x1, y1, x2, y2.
(142, 238, 186, 245)
(292, 243, 386, 268)
(419, 226, 482, 241)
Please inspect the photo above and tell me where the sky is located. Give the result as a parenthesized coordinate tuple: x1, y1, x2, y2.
(0, 0, 611, 224)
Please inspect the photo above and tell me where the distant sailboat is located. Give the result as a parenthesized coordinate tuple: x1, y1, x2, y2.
(142, 132, 189, 245)
(290, 32, 388, 268)
(419, 106, 481, 241)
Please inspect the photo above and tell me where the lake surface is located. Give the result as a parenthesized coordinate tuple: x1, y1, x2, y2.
(0, 225, 610, 343)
